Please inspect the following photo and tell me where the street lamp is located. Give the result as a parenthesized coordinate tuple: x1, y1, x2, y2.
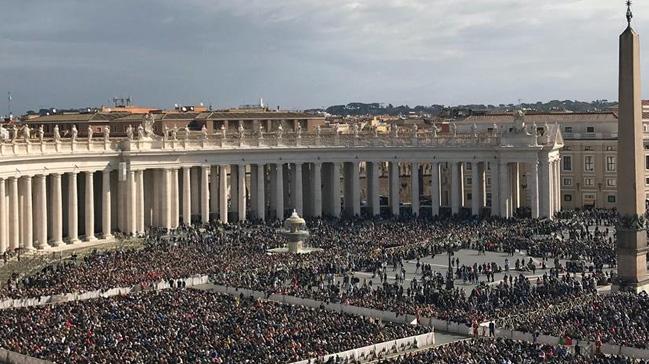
(446, 243, 455, 290)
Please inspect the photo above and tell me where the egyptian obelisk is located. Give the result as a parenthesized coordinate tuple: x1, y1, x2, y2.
(616, 1, 649, 292)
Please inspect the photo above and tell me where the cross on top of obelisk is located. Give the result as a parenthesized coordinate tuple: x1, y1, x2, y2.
(627, 0, 633, 26)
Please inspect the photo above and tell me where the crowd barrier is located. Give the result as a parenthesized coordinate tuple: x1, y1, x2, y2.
(494, 328, 649, 359)
(0, 348, 51, 364)
(0, 275, 209, 310)
(289, 332, 435, 364)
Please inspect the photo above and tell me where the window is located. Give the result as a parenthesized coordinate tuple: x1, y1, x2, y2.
(606, 146, 615, 151)
(563, 156, 572, 171)
(564, 126, 573, 133)
(584, 178, 594, 187)
(586, 126, 595, 133)
(606, 156, 616, 172)
(606, 179, 616, 187)
(646, 155, 649, 170)
(563, 178, 572, 186)
(584, 146, 593, 151)
(466, 177, 472, 185)
(646, 177, 649, 185)
(467, 193, 473, 200)
(487, 177, 491, 185)
(466, 163, 472, 171)
(584, 156, 594, 172)
(608, 195, 616, 203)
(564, 194, 572, 202)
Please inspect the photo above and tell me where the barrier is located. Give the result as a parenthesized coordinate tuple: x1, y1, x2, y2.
(0, 275, 209, 310)
(289, 332, 435, 364)
(0, 348, 52, 364)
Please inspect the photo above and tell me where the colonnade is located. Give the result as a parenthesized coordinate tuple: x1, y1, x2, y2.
(0, 155, 561, 254)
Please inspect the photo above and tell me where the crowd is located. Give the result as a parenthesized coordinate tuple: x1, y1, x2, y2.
(0, 288, 427, 363)
(499, 291, 649, 349)
(382, 338, 645, 363)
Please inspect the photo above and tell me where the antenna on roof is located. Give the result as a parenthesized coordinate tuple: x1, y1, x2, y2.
(7, 92, 12, 118)
(627, 0, 633, 26)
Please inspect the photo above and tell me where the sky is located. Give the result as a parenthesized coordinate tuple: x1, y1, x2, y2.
(0, 0, 647, 114)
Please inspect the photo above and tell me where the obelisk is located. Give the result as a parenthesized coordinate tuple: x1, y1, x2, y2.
(616, 1, 649, 292)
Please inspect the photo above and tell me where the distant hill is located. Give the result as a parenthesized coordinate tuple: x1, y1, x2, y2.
(320, 100, 617, 117)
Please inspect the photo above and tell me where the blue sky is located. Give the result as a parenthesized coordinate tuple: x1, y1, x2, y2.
(0, 0, 646, 114)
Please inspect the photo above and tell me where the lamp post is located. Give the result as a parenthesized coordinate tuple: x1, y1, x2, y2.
(446, 243, 455, 290)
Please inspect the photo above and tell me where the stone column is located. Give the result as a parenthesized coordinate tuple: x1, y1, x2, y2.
(34, 175, 47, 249)
(274, 163, 284, 219)
(201, 166, 210, 224)
(411, 162, 420, 216)
(293, 163, 303, 215)
(343, 162, 360, 217)
(170, 168, 179, 228)
(210, 166, 219, 221)
(182, 167, 191, 225)
(190, 167, 199, 220)
(450, 162, 460, 215)
(478, 162, 487, 208)
(499, 161, 510, 218)
(389, 161, 400, 216)
(162, 169, 172, 230)
(85, 172, 96, 241)
(8, 178, 18, 250)
(491, 162, 500, 216)
(528, 161, 540, 218)
(219, 165, 229, 224)
(125, 170, 135, 234)
(256, 163, 265, 221)
(48, 173, 63, 246)
(238, 164, 246, 221)
(471, 162, 480, 216)
(367, 162, 381, 216)
(0, 179, 5, 253)
(138, 170, 146, 232)
(312, 162, 322, 218)
(22, 176, 34, 250)
(554, 160, 561, 213)
(511, 162, 520, 211)
(431, 162, 440, 216)
(538, 159, 550, 218)
(67, 172, 79, 243)
(101, 170, 112, 239)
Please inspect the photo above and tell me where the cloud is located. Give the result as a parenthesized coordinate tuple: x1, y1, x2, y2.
(0, 0, 645, 113)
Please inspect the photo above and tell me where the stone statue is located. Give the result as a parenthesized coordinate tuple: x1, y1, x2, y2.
(238, 123, 245, 139)
(220, 125, 226, 139)
(71, 125, 78, 142)
(373, 125, 379, 138)
(390, 124, 399, 138)
(492, 123, 498, 137)
(143, 113, 155, 137)
(450, 122, 457, 137)
(471, 123, 478, 138)
(126, 124, 134, 140)
(353, 124, 359, 138)
(296, 123, 302, 138)
(22, 125, 31, 142)
(184, 126, 190, 140)
(277, 123, 283, 140)
(334, 124, 341, 135)
(87, 125, 93, 141)
(257, 123, 264, 139)
(10, 125, 17, 144)
(201, 124, 208, 139)
(315, 125, 321, 138)
(103, 125, 110, 142)
(163, 125, 169, 141)
(0, 124, 9, 142)
(137, 124, 145, 140)
(53, 125, 61, 142)
(413, 124, 418, 136)
(37, 125, 44, 143)
(171, 126, 178, 141)
(431, 123, 439, 137)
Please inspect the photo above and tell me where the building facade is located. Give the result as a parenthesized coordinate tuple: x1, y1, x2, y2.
(0, 114, 561, 254)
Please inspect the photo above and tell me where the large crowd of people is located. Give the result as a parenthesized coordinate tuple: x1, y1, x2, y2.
(0, 288, 427, 363)
(2, 208, 646, 361)
(382, 338, 646, 363)
(499, 291, 649, 349)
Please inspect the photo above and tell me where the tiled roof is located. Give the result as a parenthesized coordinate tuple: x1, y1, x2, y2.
(200, 112, 319, 120)
(463, 112, 618, 124)
(27, 112, 129, 123)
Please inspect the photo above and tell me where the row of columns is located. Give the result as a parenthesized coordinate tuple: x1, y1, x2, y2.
(0, 158, 560, 254)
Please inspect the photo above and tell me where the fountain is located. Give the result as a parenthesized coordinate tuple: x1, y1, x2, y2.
(267, 210, 322, 254)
